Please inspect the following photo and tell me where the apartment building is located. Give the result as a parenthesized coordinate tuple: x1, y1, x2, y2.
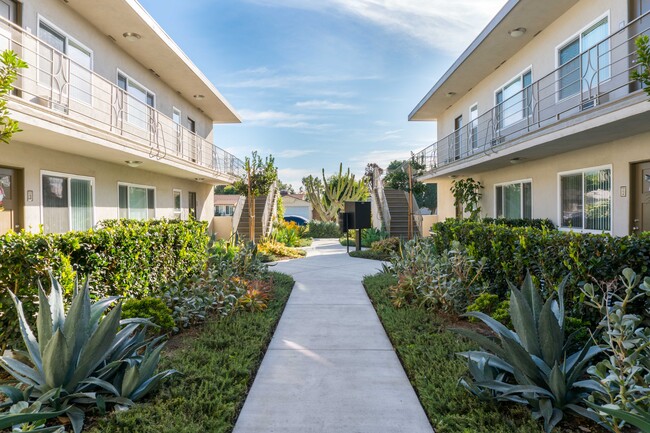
(409, 0, 650, 236)
(0, 0, 243, 235)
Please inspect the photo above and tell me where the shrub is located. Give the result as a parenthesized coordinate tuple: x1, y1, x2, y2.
(430, 219, 650, 322)
(340, 228, 388, 248)
(0, 219, 209, 350)
(466, 293, 511, 327)
(258, 240, 307, 259)
(371, 237, 401, 254)
(122, 297, 175, 333)
(307, 220, 341, 238)
(481, 217, 555, 230)
(455, 274, 601, 433)
(272, 221, 307, 247)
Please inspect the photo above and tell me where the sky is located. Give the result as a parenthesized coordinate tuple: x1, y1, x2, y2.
(138, 0, 508, 189)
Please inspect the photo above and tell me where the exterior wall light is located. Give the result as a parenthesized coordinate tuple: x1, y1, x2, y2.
(193, 95, 205, 100)
(125, 160, 143, 167)
(123, 32, 142, 42)
(508, 28, 527, 38)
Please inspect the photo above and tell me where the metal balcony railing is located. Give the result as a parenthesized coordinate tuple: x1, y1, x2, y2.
(411, 11, 650, 175)
(0, 16, 244, 179)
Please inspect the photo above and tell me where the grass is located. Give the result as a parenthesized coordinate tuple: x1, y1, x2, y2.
(363, 273, 603, 433)
(88, 272, 294, 433)
(349, 249, 391, 261)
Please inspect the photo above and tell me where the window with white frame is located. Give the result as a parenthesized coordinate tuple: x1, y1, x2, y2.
(118, 183, 155, 220)
(495, 180, 532, 219)
(496, 70, 532, 130)
(38, 19, 93, 105)
(214, 205, 234, 216)
(117, 71, 154, 130)
(469, 104, 479, 150)
(559, 167, 611, 232)
(558, 16, 610, 100)
(42, 172, 94, 233)
(173, 189, 182, 219)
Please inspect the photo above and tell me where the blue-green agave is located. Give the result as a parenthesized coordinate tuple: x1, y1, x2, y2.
(0, 276, 178, 433)
(454, 273, 602, 433)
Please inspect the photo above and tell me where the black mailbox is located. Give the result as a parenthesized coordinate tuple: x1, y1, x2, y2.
(338, 212, 350, 232)
(344, 201, 371, 230)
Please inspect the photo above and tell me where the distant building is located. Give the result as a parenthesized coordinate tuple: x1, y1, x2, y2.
(0, 0, 242, 235)
(281, 193, 312, 221)
(214, 195, 240, 216)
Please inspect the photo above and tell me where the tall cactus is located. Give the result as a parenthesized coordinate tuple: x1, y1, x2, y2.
(303, 163, 368, 222)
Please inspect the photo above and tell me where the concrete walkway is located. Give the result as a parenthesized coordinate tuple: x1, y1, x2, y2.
(233, 239, 434, 433)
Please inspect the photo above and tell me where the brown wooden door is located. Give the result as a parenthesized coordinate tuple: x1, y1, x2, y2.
(632, 162, 650, 233)
(0, 167, 22, 234)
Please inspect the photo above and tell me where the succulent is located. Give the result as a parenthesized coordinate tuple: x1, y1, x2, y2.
(0, 276, 177, 433)
(0, 386, 66, 432)
(454, 273, 602, 433)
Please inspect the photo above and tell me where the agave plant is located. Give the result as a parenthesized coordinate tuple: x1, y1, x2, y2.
(0, 276, 178, 433)
(454, 273, 601, 433)
(0, 386, 66, 432)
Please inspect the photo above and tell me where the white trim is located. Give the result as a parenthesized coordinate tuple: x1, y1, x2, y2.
(554, 10, 611, 102)
(493, 66, 533, 130)
(40, 170, 96, 232)
(557, 164, 613, 234)
(117, 181, 157, 220)
(469, 103, 479, 151)
(494, 178, 533, 219)
(172, 188, 182, 219)
(116, 68, 156, 130)
(37, 15, 94, 107)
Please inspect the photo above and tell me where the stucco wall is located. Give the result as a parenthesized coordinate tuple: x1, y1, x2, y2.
(437, 0, 628, 139)
(428, 131, 650, 237)
(212, 216, 234, 240)
(20, 0, 214, 140)
(3, 140, 214, 232)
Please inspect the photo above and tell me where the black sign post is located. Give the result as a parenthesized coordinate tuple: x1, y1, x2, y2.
(344, 201, 372, 252)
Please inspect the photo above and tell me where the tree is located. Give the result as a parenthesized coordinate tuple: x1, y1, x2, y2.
(277, 180, 295, 194)
(362, 162, 383, 190)
(302, 164, 369, 222)
(0, 50, 28, 144)
(232, 151, 278, 242)
(214, 185, 238, 195)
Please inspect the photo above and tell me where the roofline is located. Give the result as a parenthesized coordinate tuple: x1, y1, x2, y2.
(127, 0, 241, 123)
(408, 0, 519, 121)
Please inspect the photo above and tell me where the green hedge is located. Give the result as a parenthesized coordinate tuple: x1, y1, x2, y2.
(0, 219, 209, 350)
(430, 220, 650, 320)
(480, 217, 555, 229)
(307, 221, 341, 238)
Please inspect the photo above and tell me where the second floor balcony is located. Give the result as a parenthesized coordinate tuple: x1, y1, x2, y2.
(412, 12, 650, 178)
(0, 16, 244, 182)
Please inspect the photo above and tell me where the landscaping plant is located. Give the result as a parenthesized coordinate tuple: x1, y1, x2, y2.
(582, 268, 650, 432)
(0, 276, 177, 433)
(306, 220, 341, 238)
(302, 164, 368, 222)
(455, 273, 602, 433)
(451, 177, 483, 220)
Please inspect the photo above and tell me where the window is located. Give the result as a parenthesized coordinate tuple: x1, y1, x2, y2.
(118, 183, 155, 220)
(469, 104, 478, 150)
(559, 167, 611, 232)
(173, 189, 182, 219)
(558, 16, 610, 100)
(117, 71, 154, 129)
(42, 172, 93, 233)
(214, 205, 234, 216)
(495, 180, 532, 219)
(38, 19, 93, 105)
(496, 70, 532, 129)
(453, 115, 463, 160)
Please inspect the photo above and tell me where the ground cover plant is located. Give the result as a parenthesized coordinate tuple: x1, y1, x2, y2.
(87, 272, 294, 433)
(339, 227, 388, 248)
(363, 273, 604, 433)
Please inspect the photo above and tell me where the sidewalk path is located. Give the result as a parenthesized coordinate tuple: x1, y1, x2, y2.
(233, 239, 434, 433)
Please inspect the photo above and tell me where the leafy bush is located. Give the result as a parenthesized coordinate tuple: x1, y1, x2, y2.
(272, 221, 308, 247)
(0, 219, 209, 351)
(349, 249, 391, 261)
(0, 276, 177, 433)
(307, 220, 341, 238)
(582, 269, 650, 432)
(258, 240, 306, 259)
(340, 228, 388, 248)
(481, 217, 556, 229)
(122, 298, 175, 333)
(430, 219, 650, 321)
(371, 237, 401, 254)
(465, 293, 511, 327)
(387, 240, 486, 314)
(455, 274, 601, 433)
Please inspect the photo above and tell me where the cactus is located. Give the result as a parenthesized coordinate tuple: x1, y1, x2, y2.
(303, 163, 368, 222)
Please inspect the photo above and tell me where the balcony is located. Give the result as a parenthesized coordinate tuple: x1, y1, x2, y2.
(412, 12, 650, 177)
(0, 17, 244, 182)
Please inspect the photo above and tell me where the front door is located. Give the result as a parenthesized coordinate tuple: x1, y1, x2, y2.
(632, 162, 650, 233)
(0, 167, 22, 234)
(188, 191, 197, 220)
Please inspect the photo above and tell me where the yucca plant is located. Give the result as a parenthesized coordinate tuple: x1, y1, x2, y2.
(454, 273, 602, 433)
(0, 276, 178, 433)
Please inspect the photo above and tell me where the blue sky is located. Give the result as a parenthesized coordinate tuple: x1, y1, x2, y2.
(139, 0, 507, 188)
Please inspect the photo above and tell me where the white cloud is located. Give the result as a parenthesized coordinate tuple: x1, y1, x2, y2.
(225, 71, 380, 89)
(276, 149, 318, 158)
(295, 100, 359, 111)
(242, 0, 507, 54)
(238, 109, 310, 122)
(278, 167, 317, 187)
